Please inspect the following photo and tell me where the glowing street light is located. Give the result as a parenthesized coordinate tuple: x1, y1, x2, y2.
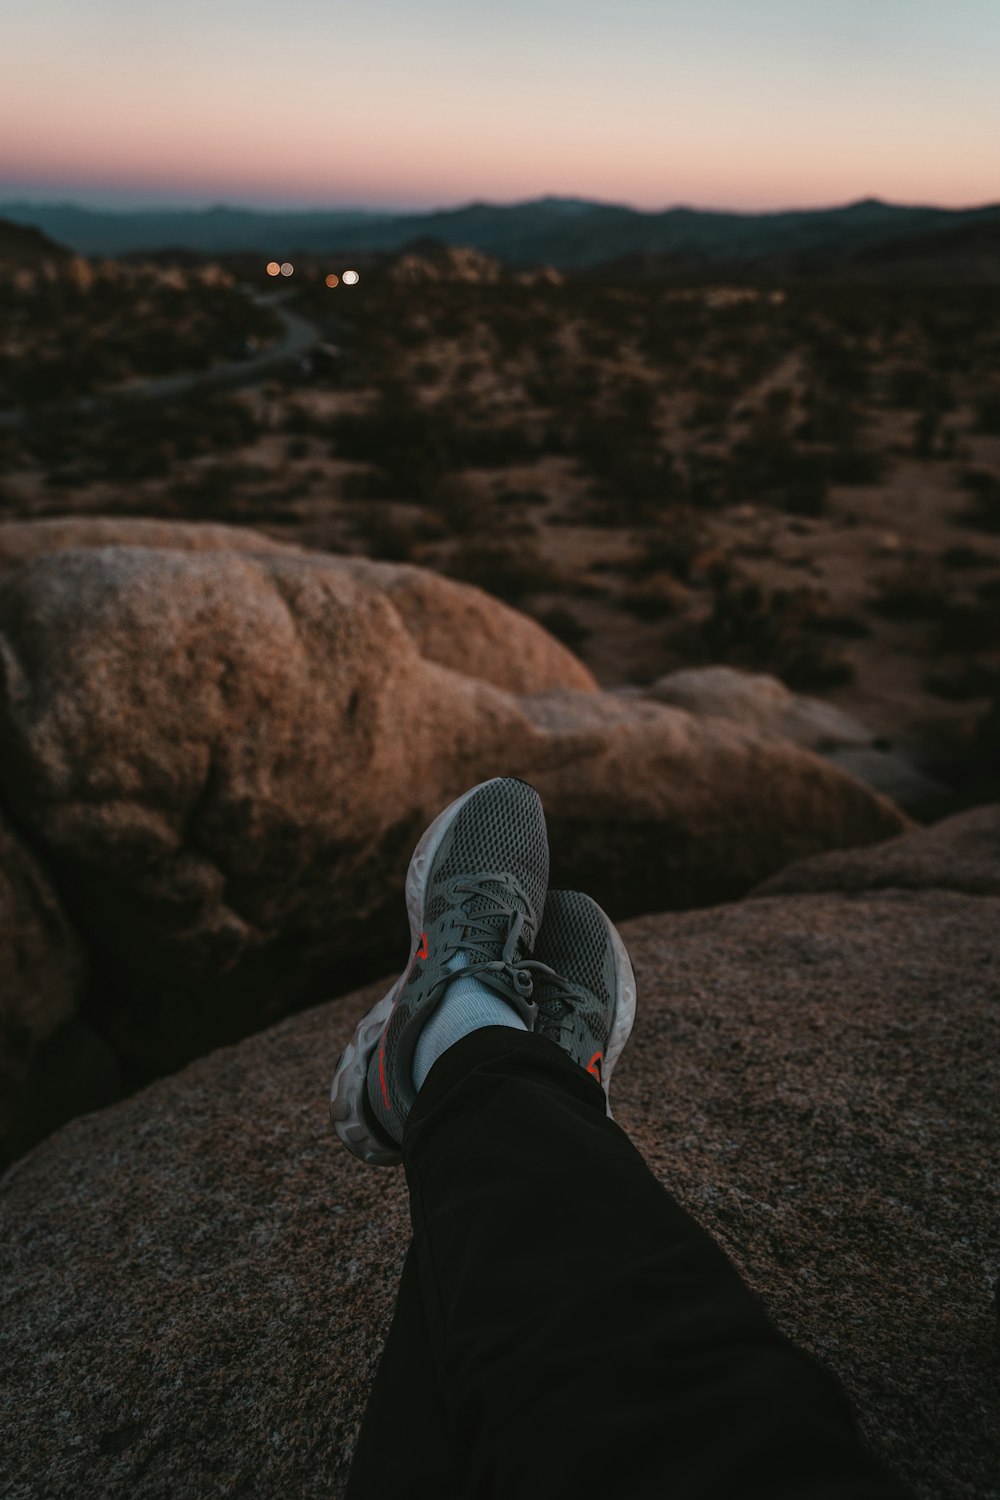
(325, 273, 339, 287)
(266, 261, 281, 276)
(342, 269, 360, 285)
(280, 262, 294, 277)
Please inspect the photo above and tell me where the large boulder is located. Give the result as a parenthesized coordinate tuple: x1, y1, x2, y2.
(754, 803, 1000, 898)
(0, 530, 905, 1159)
(0, 517, 292, 568)
(0, 518, 596, 695)
(2, 846, 995, 1498)
(644, 667, 948, 811)
(646, 666, 874, 749)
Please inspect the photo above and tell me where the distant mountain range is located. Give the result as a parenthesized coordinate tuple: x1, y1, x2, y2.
(3, 195, 1000, 272)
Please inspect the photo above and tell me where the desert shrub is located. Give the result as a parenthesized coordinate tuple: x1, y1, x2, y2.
(701, 576, 854, 688)
(330, 381, 539, 503)
(629, 509, 707, 579)
(886, 366, 954, 411)
(913, 410, 946, 459)
(684, 394, 730, 430)
(493, 486, 550, 508)
(28, 394, 260, 482)
(923, 662, 997, 701)
(575, 382, 677, 524)
(578, 326, 621, 360)
(351, 505, 439, 561)
(531, 605, 591, 652)
(868, 559, 954, 619)
(937, 599, 1000, 652)
(804, 611, 872, 639)
(940, 544, 995, 569)
(729, 419, 830, 516)
(284, 403, 328, 436)
(806, 331, 871, 397)
(827, 445, 885, 484)
(442, 538, 562, 604)
(795, 392, 859, 446)
(620, 574, 687, 620)
(973, 392, 1000, 435)
(956, 469, 1000, 532)
(428, 476, 491, 537)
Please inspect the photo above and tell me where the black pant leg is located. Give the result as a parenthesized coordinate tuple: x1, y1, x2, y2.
(394, 1026, 913, 1500)
(344, 1238, 482, 1499)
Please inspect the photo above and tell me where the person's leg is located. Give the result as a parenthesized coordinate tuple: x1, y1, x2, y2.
(397, 1025, 912, 1500)
(344, 1240, 479, 1499)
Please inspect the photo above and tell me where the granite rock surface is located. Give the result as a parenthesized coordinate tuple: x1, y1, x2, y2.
(1, 814, 996, 1499)
(755, 803, 1000, 898)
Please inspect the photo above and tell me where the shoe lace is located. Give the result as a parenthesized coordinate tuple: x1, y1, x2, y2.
(427, 874, 538, 1005)
(516, 965, 588, 1038)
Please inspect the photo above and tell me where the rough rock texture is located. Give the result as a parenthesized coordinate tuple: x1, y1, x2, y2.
(315, 554, 596, 694)
(2, 861, 996, 1499)
(755, 804, 1000, 898)
(646, 666, 875, 750)
(645, 667, 949, 811)
(0, 517, 293, 569)
(0, 534, 905, 1160)
(0, 518, 596, 695)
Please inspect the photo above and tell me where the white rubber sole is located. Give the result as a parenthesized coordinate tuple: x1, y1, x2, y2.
(599, 902, 637, 1120)
(330, 783, 486, 1166)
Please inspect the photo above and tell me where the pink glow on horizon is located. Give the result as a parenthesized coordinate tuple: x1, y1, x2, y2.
(3, 38, 998, 216)
(4, 0, 999, 217)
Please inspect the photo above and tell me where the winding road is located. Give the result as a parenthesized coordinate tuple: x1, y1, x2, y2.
(0, 290, 324, 432)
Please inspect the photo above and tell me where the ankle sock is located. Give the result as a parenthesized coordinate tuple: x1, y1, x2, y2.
(412, 951, 528, 1090)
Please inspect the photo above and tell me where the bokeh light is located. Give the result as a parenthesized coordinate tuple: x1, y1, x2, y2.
(342, 270, 360, 285)
(325, 273, 339, 288)
(280, 262, 294, 277)
(265, 261, 280, 277)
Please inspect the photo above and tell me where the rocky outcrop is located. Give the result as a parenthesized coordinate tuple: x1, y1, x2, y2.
(645, 666, 948, 809)
(321, 554, 597, 693)
(754, 803, 1000, 898)
(0, 527, 906, 1160)
(2, 809, 996, 1499)
(0, 518, 596, 695)
(646, 665, 874, 749)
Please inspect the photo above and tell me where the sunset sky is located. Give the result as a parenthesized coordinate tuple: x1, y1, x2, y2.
(3, 0, 998, 214)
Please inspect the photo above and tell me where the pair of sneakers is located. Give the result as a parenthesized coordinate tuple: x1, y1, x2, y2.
(330, 777, 637, 1166)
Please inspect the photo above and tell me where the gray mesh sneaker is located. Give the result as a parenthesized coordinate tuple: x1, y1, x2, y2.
(330, 777, 549, 1166)
(530, 890, 636, 1117)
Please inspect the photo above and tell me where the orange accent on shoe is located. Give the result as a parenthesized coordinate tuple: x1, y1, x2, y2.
(417, 931, 429, 961)
(587, 1051, 603, 1085)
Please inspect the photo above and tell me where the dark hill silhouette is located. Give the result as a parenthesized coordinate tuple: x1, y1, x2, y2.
(3, 195, 1000, 268)
(0, 214, 70, 264)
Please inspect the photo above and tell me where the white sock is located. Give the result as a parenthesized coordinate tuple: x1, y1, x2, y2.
(412, 950, 528, 1091)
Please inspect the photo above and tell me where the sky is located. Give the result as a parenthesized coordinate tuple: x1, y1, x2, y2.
(2, 0, 999, 215)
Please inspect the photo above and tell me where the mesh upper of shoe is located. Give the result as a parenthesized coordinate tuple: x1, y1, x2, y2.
(366, 779, 549, 1143)
(531, 890, 617, 1068)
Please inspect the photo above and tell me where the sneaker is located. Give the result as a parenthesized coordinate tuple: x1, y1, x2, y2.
(530, 890, 636, 1117)
(330, 777, 549, 1166)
